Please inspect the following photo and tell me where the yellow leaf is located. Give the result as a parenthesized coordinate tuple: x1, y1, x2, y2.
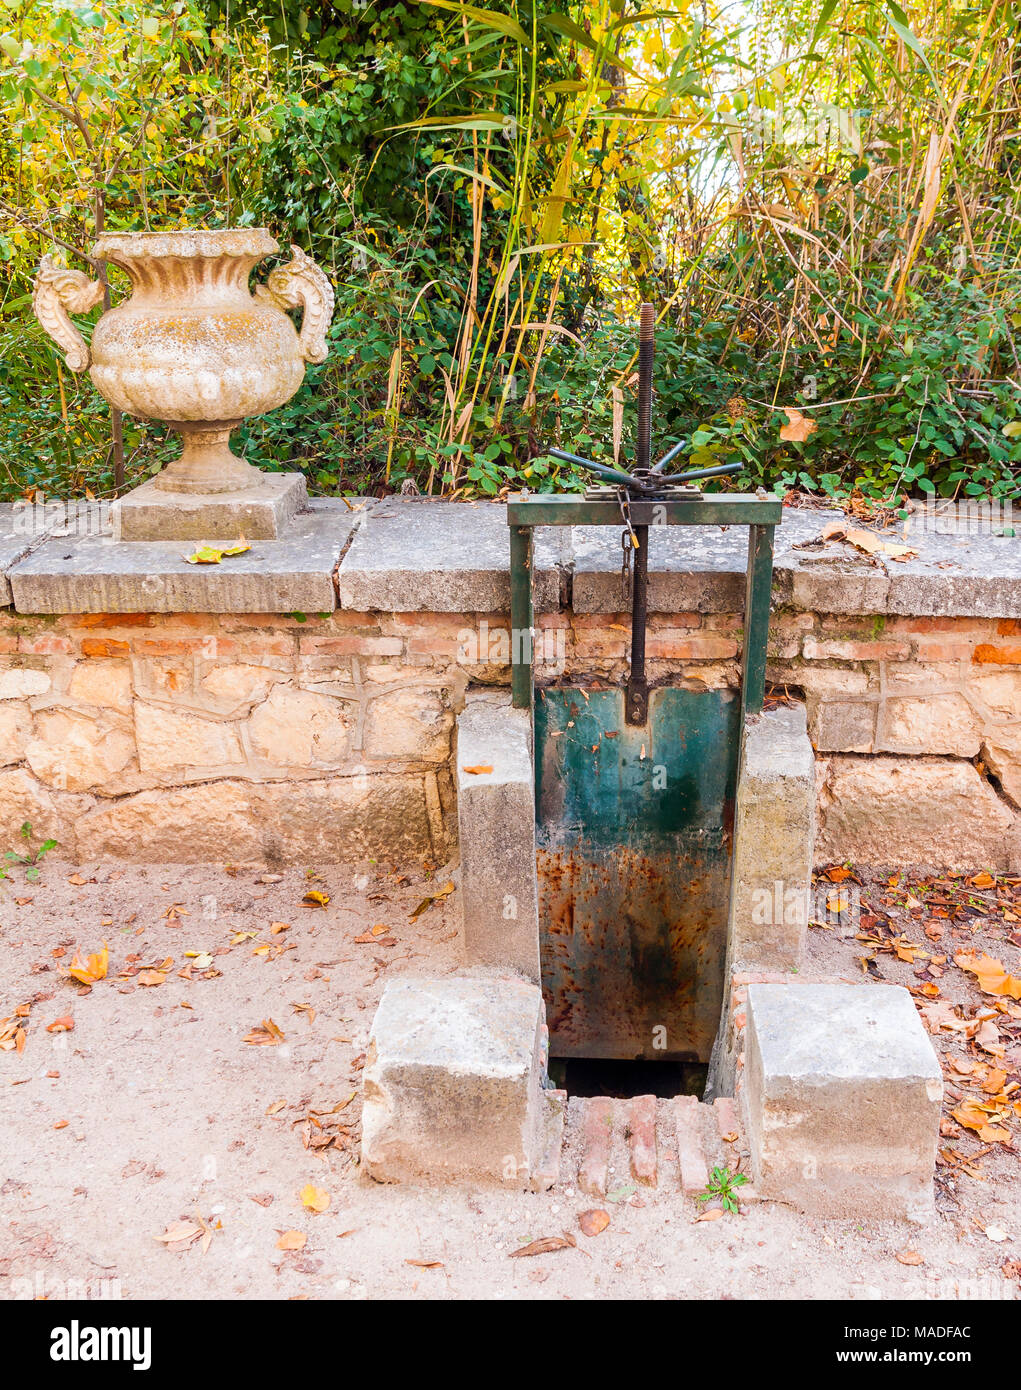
(300, 1184, 330, 1213)
(67, 941, 108, 984)
(275, 1230, 306, 1251)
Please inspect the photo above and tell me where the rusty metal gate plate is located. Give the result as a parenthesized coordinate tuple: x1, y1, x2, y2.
(535, 685, 740, 1061)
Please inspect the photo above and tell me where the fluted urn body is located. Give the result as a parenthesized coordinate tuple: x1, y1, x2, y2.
(33, 229, 333, 495)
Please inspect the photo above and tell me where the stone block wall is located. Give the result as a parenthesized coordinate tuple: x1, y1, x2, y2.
(0, 497, 1018, 869)
(0, 609, 465, 863)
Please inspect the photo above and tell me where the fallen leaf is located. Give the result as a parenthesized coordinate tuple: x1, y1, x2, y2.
(275, 1230, 306, 1251)
(952, 1099, 1012, 1143)
(249, 1193, 274, 1207)
(508, 1233, 576, 1258)
(66, 942, 108, 985)
(820, 518, 916, 559)
(405, 1258, 443, 1268)
(984, 1225, 1009, 1243)
(155, 1221, 202, 1246)
(461, 765, 494, 775)
(302, 891, 330, 908)
(184, 542, 251, 565)
(299, 1184, 330, 1213)
(137, 970, 166, 987)
(409, 881, 456, 919)
(895, 1249, 924, 1266)
(578, 1209, 610, 1237)
(270, 922, 290, 936)
(45, 1016, 74, 1033)
(244, 1018, 285, 1046)
(954, 950, 1021, 1001)
(695, 1208, 724, 1222)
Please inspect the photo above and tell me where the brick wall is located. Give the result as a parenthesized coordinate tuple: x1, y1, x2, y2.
(0, 605, 1018, 868)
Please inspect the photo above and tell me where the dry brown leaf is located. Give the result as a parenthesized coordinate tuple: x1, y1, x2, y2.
(409, 881, 456, 919)
(508, 1232, 576, 1258)
(244, 1018, 285, 1046)
(778, 407, 818, 443)
(695, 1208, 724, 1222)
(137, 970, 166, 987)
(895, 1249, 924, 1266)
(405, 1258, 443, 1268)
(820, 519, 916, 560)
(155, 1221, 202, 1247)
(578, 1209, 610, 1237)
(952, 1099, 1012, 1143)
(45, 1016, 74, 1033)
(954, 950, 1021, 1001)
(461, 764, 494, 775)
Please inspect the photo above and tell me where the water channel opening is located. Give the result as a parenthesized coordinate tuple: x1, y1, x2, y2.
(549, 1056, 707, 1099)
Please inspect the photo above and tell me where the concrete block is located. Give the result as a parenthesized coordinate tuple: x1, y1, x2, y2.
(7, 500, 361, 613)
(0, 503, 40, 606)
(337, 497, 566, 613)
(728, 703, 815, 972)
(361, 974, 548, 1185)
(456, 692, 540, 982)
(742, 982, 943, 1219)
(113, 472, 308, 541)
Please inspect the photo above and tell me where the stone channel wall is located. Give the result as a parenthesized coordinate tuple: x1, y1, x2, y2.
(0, 497, 1018, 869)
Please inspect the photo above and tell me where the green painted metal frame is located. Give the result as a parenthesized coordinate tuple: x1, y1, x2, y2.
(507, 492, 780, 714)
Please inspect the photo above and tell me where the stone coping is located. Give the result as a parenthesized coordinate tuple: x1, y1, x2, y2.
(4, 500, 355, 614)
(2, 494, 1018, 616)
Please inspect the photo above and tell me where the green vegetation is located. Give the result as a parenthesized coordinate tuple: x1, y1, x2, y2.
(1, 0, 1019, 506)
(1, 821, 57, 883)
(697, 1164, 749, 1214)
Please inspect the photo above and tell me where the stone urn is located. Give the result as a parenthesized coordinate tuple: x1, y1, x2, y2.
(32, 228, 334, 539)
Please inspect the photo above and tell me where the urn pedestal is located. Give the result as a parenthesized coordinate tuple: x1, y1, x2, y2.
(32, 228, 334, 541)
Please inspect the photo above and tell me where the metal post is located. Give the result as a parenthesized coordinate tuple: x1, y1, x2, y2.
(625, 303, 655, 726)
(510, 522, 534, 709)
(740, 523, 775, 718)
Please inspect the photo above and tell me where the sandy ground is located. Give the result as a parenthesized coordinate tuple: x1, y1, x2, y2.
(0, 856, 1019, 1302)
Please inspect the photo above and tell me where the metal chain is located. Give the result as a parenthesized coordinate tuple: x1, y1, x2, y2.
(617, 486, 637, 606)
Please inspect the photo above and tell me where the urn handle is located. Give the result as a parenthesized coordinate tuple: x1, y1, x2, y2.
(256, 245, 335, 364)
(32, 254, 105, 373)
